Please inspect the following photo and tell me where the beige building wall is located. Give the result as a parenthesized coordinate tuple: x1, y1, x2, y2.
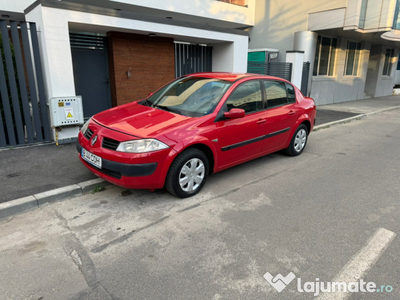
(249, 0, 347, 61)
(310, 38, 371, 105)
(250, 0, 400, 105)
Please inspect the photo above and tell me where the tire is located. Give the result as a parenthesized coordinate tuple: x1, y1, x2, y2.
(165, 148, 209, 198)
(285, 124, 308, 156)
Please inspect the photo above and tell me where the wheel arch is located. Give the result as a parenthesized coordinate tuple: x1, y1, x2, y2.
(183, 143, 215, 175)
(301, 119, 311, 134)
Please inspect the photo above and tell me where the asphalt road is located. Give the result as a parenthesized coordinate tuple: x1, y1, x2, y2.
(1, 109, 400, 300)
(0, 143, 96, 203)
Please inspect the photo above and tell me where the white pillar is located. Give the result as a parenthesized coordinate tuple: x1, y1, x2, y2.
(293, 31, 318, 96)
(26, 5, 79, 143)
(25, 5, 76, 99)
(286, 51, 304, 89)
(213, 35, 248, 73)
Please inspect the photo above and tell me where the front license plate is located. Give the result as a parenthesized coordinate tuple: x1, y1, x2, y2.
(82, 148, 102, 169)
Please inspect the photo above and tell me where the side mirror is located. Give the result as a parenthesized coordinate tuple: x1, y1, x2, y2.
(224, 108, 245, 119)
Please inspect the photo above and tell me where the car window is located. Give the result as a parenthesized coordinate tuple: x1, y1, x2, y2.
(144, 77, 232, 117)
(263, 80, 288, 108)
(226, 81, 262, 113)
(286, 82, 296, 103)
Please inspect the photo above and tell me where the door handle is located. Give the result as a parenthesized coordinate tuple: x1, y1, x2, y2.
(257, 119, 266, 124)
(288, 110, 296, 115)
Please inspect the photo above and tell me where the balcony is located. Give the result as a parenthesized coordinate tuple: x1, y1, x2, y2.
(218, 0, 248, 7)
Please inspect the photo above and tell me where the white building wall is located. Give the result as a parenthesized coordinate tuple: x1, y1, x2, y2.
(25, 5, 249, 100)
(2, 0, 255, 27)
(113, 0, 255, 27)
(2, 0, 35, 13)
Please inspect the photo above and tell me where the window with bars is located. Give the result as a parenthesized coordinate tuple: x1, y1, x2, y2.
(344, 41, 361, 76)
(383, 49, 394, 76)
(313, 36, 337, 76)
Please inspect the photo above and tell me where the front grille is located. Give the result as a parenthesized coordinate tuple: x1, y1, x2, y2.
(84, 128, 94, 140)
(102, 137, 120, 151)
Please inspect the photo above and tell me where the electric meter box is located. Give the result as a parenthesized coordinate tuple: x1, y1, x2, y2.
(49, 96, 84, 127)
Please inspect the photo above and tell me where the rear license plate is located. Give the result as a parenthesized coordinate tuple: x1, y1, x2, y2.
(82, 148, 102, 169)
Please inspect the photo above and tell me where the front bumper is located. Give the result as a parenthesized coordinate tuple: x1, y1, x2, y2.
(76, 120, 176, 190)
(76, 143, 157, 179)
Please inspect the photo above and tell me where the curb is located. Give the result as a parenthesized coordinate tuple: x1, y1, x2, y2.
(0, 178, 111, 220)
(2, 104, 400, 221)
(313, 104, 400, 131)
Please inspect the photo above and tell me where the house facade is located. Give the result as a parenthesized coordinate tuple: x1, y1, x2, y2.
(249, 0, 400, 105)
(0, 0, 254, 145)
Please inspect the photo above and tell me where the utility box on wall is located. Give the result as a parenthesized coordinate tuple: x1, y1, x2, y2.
(49, 96, 84, 127)
(248, 48, 280, 63)
(48, 96, 84, 144)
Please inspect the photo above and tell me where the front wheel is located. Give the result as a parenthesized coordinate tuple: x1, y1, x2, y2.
(285, 124, 308, 156)
(165, 149, 209, 198)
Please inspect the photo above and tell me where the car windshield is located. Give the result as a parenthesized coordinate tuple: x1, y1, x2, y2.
(142, 77, 232, 117)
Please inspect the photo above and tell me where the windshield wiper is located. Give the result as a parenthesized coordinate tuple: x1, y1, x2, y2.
(140, 99, 152, 107)
(155, 105, 182, 115)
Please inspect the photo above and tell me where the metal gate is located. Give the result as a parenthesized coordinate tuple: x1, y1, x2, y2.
(70, 33, 112, 119)
(0, 20, 51, 148)
(247, 61, 292, 82)
(301, 62, 310, 96)
(175, 43, 212, 78)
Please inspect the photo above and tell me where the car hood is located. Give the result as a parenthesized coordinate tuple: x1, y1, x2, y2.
(93, 102, 192, 139)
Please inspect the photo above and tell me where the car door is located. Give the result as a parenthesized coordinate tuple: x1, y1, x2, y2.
(215, 80, 267, 170)
(262, 81, 299, 153)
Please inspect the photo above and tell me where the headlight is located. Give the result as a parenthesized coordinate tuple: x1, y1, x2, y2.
(81, 117, 91, 133)
(116, 139, 169, 153)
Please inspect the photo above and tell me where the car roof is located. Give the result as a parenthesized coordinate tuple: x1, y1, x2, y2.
(184, 72, 286, 82)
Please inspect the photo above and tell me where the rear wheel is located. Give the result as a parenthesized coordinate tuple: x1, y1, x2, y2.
(165, 149, 209, 198)
(285, 124, 308, 156)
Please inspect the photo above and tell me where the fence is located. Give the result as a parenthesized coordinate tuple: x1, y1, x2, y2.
(0, 20, 50, 148)
(175, 43, 212, 78)
(247, 61, 292, 82)
(301, 62, 310, 96)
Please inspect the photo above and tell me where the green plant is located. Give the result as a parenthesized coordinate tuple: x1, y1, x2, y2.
(91, 185, 106, 194)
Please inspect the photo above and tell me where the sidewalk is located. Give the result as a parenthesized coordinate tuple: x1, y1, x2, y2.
(1, 95, 400, 206)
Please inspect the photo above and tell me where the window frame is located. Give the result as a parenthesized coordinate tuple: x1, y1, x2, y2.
(344, 41, 362, 77)
(224, 80, 265, 115)
(262, 80, 297, 109)
(313, 35, 337, 77)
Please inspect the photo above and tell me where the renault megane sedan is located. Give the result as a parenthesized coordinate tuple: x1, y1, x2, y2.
(77, 73, 316, 198)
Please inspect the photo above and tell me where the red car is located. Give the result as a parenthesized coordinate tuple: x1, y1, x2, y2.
(77, 73, 316, 198)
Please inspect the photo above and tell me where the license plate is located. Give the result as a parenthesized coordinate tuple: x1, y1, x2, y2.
(82, 148, 102, 169)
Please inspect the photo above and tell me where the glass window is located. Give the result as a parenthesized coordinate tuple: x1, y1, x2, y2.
(226, 81, 262, 113)
(286, 83, 296, 103)
(345, 41, 361, 76)
(145, 77, 232, 117)
(383, 49, 394, 76)
(393, 0, 400, 30)
(264, 81, 287, 108)
(397, 53, 400, 71)
(313, 36, 337, 76)
(359, 0, 368, 28)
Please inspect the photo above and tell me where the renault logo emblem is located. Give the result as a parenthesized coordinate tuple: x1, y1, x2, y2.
(91, 135, 98, 146)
